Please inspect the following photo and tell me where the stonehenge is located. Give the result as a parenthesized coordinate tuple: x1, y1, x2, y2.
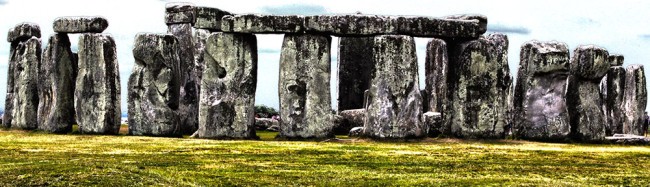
(2, 3, 648, 143)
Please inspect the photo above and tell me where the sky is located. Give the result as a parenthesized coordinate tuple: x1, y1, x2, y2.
(0, 0, 650, 113)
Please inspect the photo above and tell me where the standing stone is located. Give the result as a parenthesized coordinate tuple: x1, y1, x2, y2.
(446, 34, 510, 139)
(514, 41, 571, 141)
(38, 33, 76, 133)
(337, 37, 374, 111)
(623, 64, 647, 135)
(195, 32, 258, 139)
(4, 23, 41, 129)
(5, 37, 40, 130)
(169, 22, 198, 134)
(75, 34, 120, 134)
(278, 34, 333, 139)
(363, 35, 424, 139)
(128, 33, 181, 137)
(567, 45, 610, 142)
(424, 39, 448, 113)
(53, 17, 109, 33)
(602, 55, 625, 135)
(193, 28, 211, 84)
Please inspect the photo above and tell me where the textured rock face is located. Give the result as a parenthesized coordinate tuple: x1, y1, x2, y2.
(168, 23, 198, 134)
(603, 66, 626, 135)
(194, 7, 232, 31)
(422, 112, 442, 137)
(278, 34, 333, 139)
(255, 118, 279, 131)
(363, 35, 424, 139)
(424, 38, 448, 114)
(193, 28, 210, 83)
(128, 33, 181, 137)
(337, 37, 374, 111)
(75, 34, 121, 134)
(514, 41, 571, 141)
(442, 14, 488, 34)
(567, 45, 610, 142)
(38, 33, 76, 133)
(609, 54, 624, 66)
(53, 17, 108, 33)
(623, 65, 647, 135)
(222, 15, 304, 33)
(7, 23, 41, 42)
(165, 2, 195, 25)
(333, 109, 365, 134)
(4, 37, 40, 130)
(195, 32, 258, 139)
(446, 34, 510, 139)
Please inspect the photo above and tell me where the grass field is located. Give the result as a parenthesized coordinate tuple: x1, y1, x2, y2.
(0, 128, 649, 186)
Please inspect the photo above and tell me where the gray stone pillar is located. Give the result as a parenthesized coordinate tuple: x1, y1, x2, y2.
(623, 64, 647, 135)
(337, 37, 374, 111)
(38, 33, 76, 133)
(514, 41, 571, 141)
(602, 55, 625, 135)
(424, 38, 448, 136)
(195, 32, 258, 139)
(75, 33, 121, 134)
(446, 34, 511, 139)
(4, 23, 41, 130)
(166, 2, 199, 134)
(363, 35, 424, 139)
(128, 33, 181, 137)
(567, 45, 610, 142)
(278, 34, 333, 140)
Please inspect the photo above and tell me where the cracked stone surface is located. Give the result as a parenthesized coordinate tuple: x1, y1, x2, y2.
(38, 33, 76, 133)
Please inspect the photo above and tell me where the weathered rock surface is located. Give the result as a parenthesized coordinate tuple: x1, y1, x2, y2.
(7, 23, 41, 42)
(623, 64, 647, 135)
(53, 17, 108, 33)
(424, 38, 448, 113)
(194, 7, 233, 31)
(4, 37, 40, 130)
(222, 14, 304, 33)
(442, 14, 488, 34)
(603, 66, 626, 135)
(363, 35, 424, 139)
(337, 37, 374, 111)
(608, 54, 624, 66)
(193, 28, 210, 84)
(514, 41, 571, 141)
(165, 2, 195, 25)
(446, 34, 510, 139)
(333, 109, 365, 135)
(422, 111, 442, 137)
(277, 34, 333, 139)
(255, 118, 279, 131)
(37, 33, 76, 133)
(128, 33, 181, 137)
(195, 32, 258, 139)
(75, 34, 120, 134)
(168, 23, 199, 134)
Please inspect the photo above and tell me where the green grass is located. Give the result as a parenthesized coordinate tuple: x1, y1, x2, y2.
(0, 130, 649, 186)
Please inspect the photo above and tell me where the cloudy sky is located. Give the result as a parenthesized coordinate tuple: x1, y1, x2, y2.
(0, 0, 649, 113)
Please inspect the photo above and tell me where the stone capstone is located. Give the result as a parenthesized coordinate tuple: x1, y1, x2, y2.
(446, 34, 511, 139)
(128, 33, 181, 137)
(75, 33, 121, 134)
(623, 64, 647, 135)
(222, 14, 304, 33)
(277, 34, 333, 139)
(333, 109, 365, 135)
(194, 6, 233, 31)
(168, 23, 199, 134)
(37, 33, 76, 133)
(514, 41, 571, 141)
(4, 37, 40, 130)
(609, 54, 624, 66)
(165, 2, 195, 25)
(195, 32, 258, 139)
(337, 36, 374, 111)
(53, 17, 109, 33)
(7, 23, 41, 42)
(363, 35, 424, 139)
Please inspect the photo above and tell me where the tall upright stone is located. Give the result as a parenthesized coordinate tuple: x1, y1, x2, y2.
(278, 34, 333, 139)
(337, 37, 374, 111)
(166, 2, 199, 134)
(128, 33, 181, 137)
(4, 23, 41, 129)
(363, 35, 424, 139)
(602, 55, 625, 135)
(38, 33, 76, 133)
(195, 32, 258, 139)
(567, 45, 610, 142)
(75, 34, 121, 134)
(424, 38, 448, 135)
(193, 28, 210, 84)
(514, 41, 571, 141)
(446, 34, 511, 139)
(623, 64, 647, 135)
